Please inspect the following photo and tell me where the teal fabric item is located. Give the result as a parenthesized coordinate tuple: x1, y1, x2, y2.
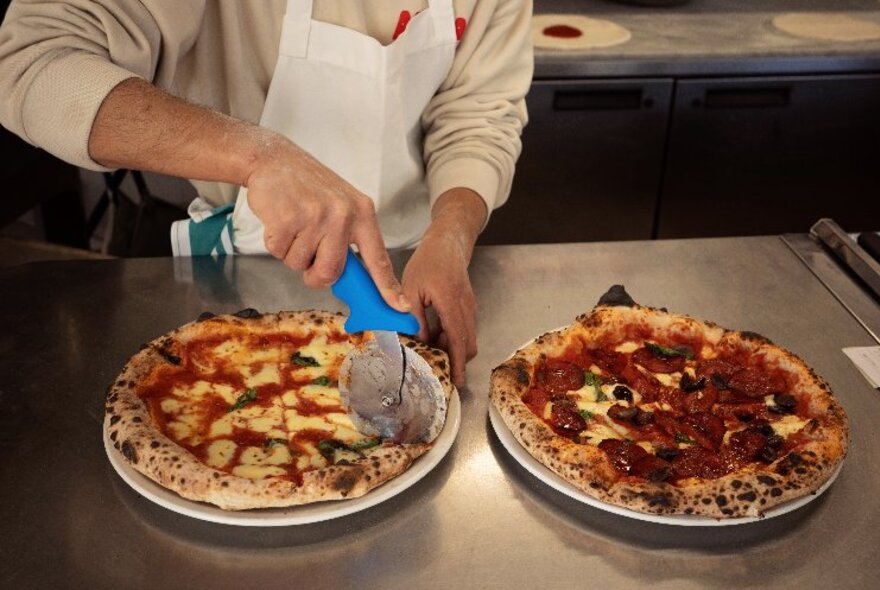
(191, 203, 234, 255)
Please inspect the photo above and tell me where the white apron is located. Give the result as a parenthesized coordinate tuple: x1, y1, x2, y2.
(172, 0, 458, 256)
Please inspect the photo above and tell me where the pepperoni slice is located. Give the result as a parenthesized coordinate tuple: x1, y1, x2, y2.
(680, 385, 717, 414)
(550, 401, 587, 434)
(619, 361, 660, 401)
(726, 429, 767, 463)
(670, 447, 729, 481)
(521, 387, 554, 420)
(592, 348, 627, 375)
(717, 387, 758, 404)
(728, 368, 786, 398)
(536, 360, 584, 395)
(658, 386, 687, 415)
(678, 411, 726, 450)
(712, 401, 771, 423)
(598, 439, 649, 475)
(630, 454, 672, 482)
(632, 347, 686, 374)
(696, 359, 741, 381)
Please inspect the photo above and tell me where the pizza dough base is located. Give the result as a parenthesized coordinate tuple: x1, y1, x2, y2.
(772, 13, 880, 42)
(532, 14, 631, 50)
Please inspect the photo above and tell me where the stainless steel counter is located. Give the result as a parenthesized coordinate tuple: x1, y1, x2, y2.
(1, 236, 878, 589)
(535, 0, 880, 77)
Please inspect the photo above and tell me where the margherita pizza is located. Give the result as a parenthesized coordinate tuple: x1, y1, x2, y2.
(490, 286, 849, 519)
(105, 309, 453, 510)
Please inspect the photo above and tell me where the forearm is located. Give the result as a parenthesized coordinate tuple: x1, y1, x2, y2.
(88, 77, 281, 186)
(426, 187, 487, 265)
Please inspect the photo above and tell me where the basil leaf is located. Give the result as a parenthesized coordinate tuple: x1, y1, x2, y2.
(579, 409, 594, 420)
(583, 372, 603, 387)
(675, 432, 696, 445)
(595, 388, 608, 403)
(349, 438, 380, 451)
(646, 342, 694, 359)
(264, 438, 288, 449)
(312, 375, 332, 387)
(292, 352, 320, 367)
(317, 439, 343, 457)
(228, 388, 257, 412)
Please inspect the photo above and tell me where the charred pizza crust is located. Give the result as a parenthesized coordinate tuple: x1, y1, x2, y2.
(490, 287, 849, 519)
(105, 309, 453, 510)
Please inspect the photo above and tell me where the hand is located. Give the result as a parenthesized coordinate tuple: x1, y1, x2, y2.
(402, 188, 487, 387)
(245, 135, 409, 312)
(403, 231, 477, 388)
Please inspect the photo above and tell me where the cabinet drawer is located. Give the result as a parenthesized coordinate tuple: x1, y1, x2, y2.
(658, 74, 880, 238)
(480, 78, 673, 245)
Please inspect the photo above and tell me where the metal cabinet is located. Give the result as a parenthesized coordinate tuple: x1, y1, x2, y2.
(478, 78, 673, 245)
(658, 74, 880, 238)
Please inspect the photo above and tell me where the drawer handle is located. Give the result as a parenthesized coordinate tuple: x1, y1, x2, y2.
(553, 89, 648, 111)
(700, 87, 790, 109)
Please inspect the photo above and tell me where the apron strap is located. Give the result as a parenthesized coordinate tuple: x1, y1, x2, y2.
(426, 0, 457, 44)
(280, 0, 314, 58)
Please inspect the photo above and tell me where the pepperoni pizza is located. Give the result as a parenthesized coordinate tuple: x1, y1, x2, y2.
(490, 286, 849, 518)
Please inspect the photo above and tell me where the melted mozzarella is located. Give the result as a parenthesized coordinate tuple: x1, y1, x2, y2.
(300, 384, 342, 406)
(212, 340, 277, 365)
(614, 341, 639, 353)
(241, 364, 281, 388)
(292, 337, 352, 369)
(240, 445, 291, 466)
(583, 423, 624, 445)
(772, 415, 809, 438)
(284, 410, 335, 433)
(654, 372, 679, 387)
(206, 440, 237, 468)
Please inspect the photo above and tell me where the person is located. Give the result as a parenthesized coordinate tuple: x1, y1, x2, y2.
(0, 0, 532, 386)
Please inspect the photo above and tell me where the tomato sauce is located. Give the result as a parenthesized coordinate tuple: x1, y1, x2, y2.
(543, 24, 582, 39)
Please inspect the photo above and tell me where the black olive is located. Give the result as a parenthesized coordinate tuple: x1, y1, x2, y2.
(773, 393, 797, 413)
(711, 374, 729, 390)
(648, 466, 671, 483)
(656, 447, 680, 461)
(766, 434, 784, 448)
(759, 446, 779, 463)
(612, 385, 633, 402)
(233, 308, 262, 319)
(680, 373, 706, 393)
(634, 410, 655, 426)
(609, 405, 639, 421)
(749, 422, 775, 437)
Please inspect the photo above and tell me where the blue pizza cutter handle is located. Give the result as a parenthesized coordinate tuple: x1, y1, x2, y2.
(331, 250, 420, 335)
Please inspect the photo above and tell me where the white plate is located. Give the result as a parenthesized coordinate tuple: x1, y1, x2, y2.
(105, 390, 460, 526)
(489, 403, 842, 526)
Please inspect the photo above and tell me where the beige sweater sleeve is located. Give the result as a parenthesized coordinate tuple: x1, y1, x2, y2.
(0, 0, 204, 171)
(423, 0, 533, 216)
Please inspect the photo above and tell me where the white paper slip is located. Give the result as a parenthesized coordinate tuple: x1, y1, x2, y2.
(842, 346, 880, 389)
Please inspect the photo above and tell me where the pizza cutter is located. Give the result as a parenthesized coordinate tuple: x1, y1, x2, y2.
(332, 250, 447, 444)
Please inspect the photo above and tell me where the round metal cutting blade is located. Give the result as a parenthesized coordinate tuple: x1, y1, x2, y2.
(339, 339, 447, 444)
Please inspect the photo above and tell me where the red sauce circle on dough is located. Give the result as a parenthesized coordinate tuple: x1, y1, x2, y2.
(543, 24, 583, 39)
